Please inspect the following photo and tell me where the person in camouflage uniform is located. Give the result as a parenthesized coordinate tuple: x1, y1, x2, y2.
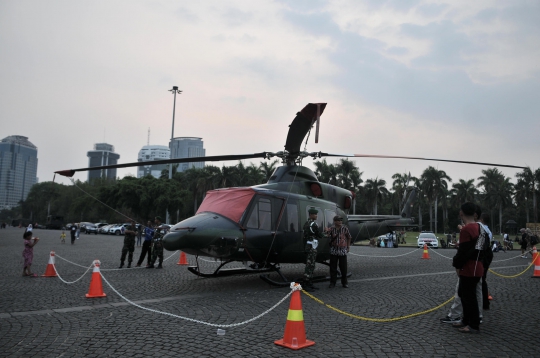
(303, 208, 325, 291)
(147, 216, 167, 269)
(118, 220, 137, 268)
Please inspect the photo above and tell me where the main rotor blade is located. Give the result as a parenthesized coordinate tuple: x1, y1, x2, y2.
(318, 153, 527, 170)
(55, 152, 269, 177)
(284, 103, 327, 158)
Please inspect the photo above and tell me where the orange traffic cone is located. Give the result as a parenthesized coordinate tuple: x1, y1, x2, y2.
(274, 284, 315, 350)
(421, 244, 430, 259)
(531, 246, 537, 264)
(42, 251, 58, 277)
(532, 249, 540, 278)
(177, 251, 188, 265)
(86, 260, 106, 298)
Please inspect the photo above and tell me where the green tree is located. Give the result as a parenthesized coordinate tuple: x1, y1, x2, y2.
(421, 166, 451, 233)
(363, 178, 388, 215)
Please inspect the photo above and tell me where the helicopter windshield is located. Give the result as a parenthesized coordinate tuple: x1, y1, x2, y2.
(196, 188, 256, 223)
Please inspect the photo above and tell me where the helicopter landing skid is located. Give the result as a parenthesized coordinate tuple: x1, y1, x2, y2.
(259, 264, 351, 287)
(187, 263, 274, 278)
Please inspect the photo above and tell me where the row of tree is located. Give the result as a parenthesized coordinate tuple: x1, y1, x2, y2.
(2, 160, 539, 234)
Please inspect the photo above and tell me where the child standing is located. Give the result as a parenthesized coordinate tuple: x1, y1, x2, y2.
(22, 231, 39, 277)
(60, 231, 66, 243)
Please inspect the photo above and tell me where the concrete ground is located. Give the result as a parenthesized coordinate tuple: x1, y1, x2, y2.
(1, 227, 538, 357)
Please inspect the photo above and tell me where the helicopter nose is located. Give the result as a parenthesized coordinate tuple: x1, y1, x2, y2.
(162, 212, 242, 256)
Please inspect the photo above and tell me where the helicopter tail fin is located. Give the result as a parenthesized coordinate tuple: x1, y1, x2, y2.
(400, 187, 417, 218)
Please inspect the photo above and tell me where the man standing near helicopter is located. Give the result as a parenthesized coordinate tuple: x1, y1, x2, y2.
(328, 215, 352, 288)
(303, 208, 325, 291)
(147, 216, 166, 269)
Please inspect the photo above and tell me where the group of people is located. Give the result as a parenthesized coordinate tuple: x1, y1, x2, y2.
(519, 228, 538, 258)
(440, 202, 494, 334)
(302, 208, 353, 292)
(118, 216, 168, 269)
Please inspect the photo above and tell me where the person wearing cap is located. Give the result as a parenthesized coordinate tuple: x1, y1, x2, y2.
(147, 216, 167, 269)
(328, 215, 352, 288)
(118, 220, 137, 268)
(302, 208, 325, 291)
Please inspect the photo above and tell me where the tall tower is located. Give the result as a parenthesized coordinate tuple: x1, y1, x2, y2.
(137, 145, 170, 178)
(87, 143, 120, 181)
(0, 135, 38, 210)
(169, 137, 205, 172)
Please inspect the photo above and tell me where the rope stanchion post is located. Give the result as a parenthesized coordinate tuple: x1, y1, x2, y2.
(42, 251, 58, 277)
(275, 283, 315, 350)
(86, 260, 107, 298)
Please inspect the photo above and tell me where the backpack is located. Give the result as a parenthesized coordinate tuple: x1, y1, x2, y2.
(531, 235, 539, 246)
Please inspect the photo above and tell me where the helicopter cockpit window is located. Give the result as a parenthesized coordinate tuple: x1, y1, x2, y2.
(325, 209, 337, 229)
(246, 197, 272, 230)
(286, 203, 298, 232)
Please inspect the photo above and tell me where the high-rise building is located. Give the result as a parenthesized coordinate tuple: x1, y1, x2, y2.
(87, 143, 120, 181)
(169, 137, 205, 172)
(0, 135, 38, 210)
(137, 145, 170, 178)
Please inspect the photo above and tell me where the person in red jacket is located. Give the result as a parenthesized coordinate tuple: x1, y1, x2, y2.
(452, 202, 485, 333)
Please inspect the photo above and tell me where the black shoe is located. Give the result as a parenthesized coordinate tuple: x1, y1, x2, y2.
(118, 263, 124, 269)
(329, 283, 336, 288)
(342, 284, 349, 288)
(127, 263, 131, 268)
(146, 264, 154, 269)
(156, 264, 163, 269)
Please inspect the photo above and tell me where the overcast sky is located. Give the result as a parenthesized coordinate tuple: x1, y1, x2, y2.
(1, 0, 539, 189)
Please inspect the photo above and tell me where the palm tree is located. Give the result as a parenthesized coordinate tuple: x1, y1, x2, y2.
(451, 179, 478, 205)
(490, 176, 514, 233)
(514, 178, 530, 223)
(478, 168, 503, 229)
(421, 166, 451, 233)
(392, 172, 413, 214)
(363, 178, 389, 215)
(515, 167, 539, 224)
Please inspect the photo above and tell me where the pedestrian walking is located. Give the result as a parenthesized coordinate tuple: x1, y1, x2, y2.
(70, 225, 77, 244)
(22, 231, 39, 277)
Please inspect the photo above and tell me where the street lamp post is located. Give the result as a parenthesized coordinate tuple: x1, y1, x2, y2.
(167, 86, 182, 224)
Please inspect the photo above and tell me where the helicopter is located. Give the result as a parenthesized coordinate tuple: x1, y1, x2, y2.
(55, 103, 527, 286)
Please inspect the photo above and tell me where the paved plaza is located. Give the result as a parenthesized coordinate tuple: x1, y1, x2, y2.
(1, 227, 538, 357)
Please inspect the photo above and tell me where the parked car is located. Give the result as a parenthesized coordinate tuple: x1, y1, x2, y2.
(99, 224, 114, 234)
(417, 232, 439, 249)
(110, 223, 132, 235)
(85, 224, 99, 234)
(79, 222, 95, 233)
(95, 222, 109, 229)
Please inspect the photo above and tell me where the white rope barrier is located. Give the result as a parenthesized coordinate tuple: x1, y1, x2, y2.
(52, 263, 93, 284)
(99, 273, 298, 328)
(55, 251, 179, 271)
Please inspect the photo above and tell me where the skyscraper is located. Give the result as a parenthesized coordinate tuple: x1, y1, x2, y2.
(169, 137, 205, 172)
(87, 143, 120, 181)
(137, 145, 170, 178)
(0, 135, 38, 210)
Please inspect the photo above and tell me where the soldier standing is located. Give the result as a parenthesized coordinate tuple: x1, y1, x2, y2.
(303, 208, 324, 291)
(118, 220, 137, 268)
(147, 216, 167, 269)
